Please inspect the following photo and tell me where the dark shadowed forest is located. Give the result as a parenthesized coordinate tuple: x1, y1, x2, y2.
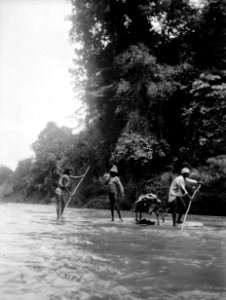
(1, 0, 226, 215)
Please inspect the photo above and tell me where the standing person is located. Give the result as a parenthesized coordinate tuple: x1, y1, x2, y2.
(168, 167, 199, 226)
(106, 165, 124, 222)
(55, 168, 84, 221)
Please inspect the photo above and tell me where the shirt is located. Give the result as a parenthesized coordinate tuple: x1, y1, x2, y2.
(168, 175, 197, 203)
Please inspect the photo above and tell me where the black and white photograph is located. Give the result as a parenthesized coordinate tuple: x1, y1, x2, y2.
(0, 0, 226, 299)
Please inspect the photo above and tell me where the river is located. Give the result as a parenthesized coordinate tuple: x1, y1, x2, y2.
(0, 203, 226, 300)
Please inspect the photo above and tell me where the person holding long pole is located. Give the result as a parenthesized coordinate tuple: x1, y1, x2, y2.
(55, 168, 84, 221)
(168, 167, 199, 226)
(64, 166, 90, 210)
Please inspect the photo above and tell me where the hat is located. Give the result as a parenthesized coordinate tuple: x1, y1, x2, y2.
(181, 167, 190, 175)
(59, 174, 70, 187)
(110, 165, 118, 173)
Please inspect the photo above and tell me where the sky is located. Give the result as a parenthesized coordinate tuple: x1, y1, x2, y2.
(0, 0, 81, 170)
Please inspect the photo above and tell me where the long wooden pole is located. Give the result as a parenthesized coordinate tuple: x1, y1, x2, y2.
(64, 166, 90, 210)
(181, 184, 201, 231)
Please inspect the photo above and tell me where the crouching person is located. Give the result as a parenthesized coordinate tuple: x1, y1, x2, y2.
(134, 193, 162, 225)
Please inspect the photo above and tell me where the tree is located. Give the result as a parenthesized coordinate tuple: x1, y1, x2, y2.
(111, 132, 170, 178)
(194, 0, 226, 70)
(181, 72, 226, 163)
(31, 122, 75, 196)
(13, 158, 33, 196)
(69, 1, 203, 176)
(0, 165, 13, 185)
(66, 0, 226, 211)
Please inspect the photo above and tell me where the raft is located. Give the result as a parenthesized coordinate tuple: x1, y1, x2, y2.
(158, 220, 203, 228)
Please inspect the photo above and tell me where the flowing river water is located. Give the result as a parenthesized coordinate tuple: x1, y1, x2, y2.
(0, 203, 226, 300)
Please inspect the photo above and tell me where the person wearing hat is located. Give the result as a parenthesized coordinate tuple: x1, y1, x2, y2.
(106, 165, 124, 222)
(168, 167, 198, 226)
(55, 168, 84, 221)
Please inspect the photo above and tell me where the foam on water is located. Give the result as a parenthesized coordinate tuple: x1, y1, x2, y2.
(0, 203, 226, 300)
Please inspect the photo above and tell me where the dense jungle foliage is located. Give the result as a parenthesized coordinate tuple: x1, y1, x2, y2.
(1, 0, 226, 215)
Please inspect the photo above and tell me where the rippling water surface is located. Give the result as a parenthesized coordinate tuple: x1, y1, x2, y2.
(0, 203, 226, 300)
